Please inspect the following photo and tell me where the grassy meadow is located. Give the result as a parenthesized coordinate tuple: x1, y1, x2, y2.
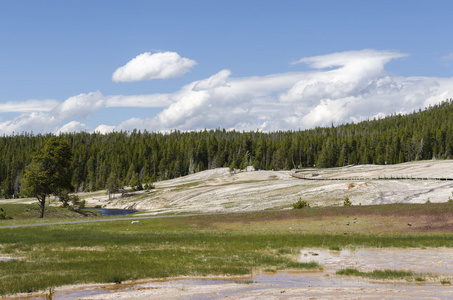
(1, 203, 453, 296)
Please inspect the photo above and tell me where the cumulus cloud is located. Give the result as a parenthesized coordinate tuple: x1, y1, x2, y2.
(115, 49, 451, 132)
(112, 51, 197, 82)
(0, 112, 60, 134)
(57, 121, 89, 134)
(56, 91, 105, 119)
(94, 124, 116, 134)
(192, 69, 231, 91)
(1, 49, 452, 135)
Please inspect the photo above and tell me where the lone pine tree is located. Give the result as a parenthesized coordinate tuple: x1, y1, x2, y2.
(22, 137, 73, 218)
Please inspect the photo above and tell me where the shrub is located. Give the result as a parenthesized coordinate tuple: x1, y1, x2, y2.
(144, 183, 155, 190)
(292, 198, 310, 209)
(343, 197, 352, 206)
(0, 207, 12, 220)
(59, 193, 85, 211)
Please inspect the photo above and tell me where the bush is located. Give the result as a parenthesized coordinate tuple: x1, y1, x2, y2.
(0, 207, 12, 219)
(144, 183, 155, 190)
(292, 198, 310, 209)
(59, 192, 85, 211)
(343, 197, 352, 206)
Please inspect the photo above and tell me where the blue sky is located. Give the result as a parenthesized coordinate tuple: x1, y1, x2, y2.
(0, 0, 452, 134)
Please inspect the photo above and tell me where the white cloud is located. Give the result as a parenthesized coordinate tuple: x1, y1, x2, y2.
(112, 52, 197, 82)
(292, 49, 407, 69)
(0, 99, 59, 113)
(57, 121, 89, 134)
(1, 49, 452, 136)
(105, 94, 171, 108)
(0, 112, 60, 135)
(94, 124, 116, 134)
(56, 91, 105, 119)
(192, 69, 231, 91)
(115, 49, 451, 132)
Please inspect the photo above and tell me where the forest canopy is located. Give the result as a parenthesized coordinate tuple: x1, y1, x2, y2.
(1, 99, 452, 199)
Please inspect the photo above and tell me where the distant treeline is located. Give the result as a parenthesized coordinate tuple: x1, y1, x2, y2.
(1, 99, 453, 198)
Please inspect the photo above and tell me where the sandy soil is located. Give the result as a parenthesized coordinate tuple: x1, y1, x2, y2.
(74, 160, 453, 215)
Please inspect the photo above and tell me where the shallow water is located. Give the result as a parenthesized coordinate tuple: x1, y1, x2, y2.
(299, 248, 453, 275)
(8, 273, 394, 300)
(83, 208, 139, 216)
(10, 271, 452, 300)
(8, 248, 453, 299)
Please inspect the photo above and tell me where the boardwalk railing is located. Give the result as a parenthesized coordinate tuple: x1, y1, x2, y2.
(291, 173, 453, 181)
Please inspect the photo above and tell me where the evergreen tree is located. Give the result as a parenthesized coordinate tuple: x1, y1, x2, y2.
(21, 137, 73, 218)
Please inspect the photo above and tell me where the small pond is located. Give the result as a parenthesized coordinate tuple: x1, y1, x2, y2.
(83, 208, 139, 216)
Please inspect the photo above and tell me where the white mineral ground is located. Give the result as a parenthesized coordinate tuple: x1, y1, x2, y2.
(78, 159, 453, 214)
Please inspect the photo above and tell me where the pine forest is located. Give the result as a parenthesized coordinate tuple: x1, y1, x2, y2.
(1, 99, 452, 199)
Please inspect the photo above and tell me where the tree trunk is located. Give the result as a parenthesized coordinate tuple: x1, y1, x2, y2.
(39, 194, 46, 218)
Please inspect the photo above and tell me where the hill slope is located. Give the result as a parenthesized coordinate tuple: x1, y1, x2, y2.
(74, 160, 453, 215)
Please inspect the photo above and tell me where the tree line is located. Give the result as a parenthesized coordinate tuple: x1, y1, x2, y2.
(1, 99, 453, 199)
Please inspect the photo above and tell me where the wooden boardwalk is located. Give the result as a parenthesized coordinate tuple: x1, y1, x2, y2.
(291, 172, 453, 181)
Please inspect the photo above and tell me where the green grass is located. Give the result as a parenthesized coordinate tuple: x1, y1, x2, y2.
(2, 204, 453, 296)
(336, 268, 425, 281)
(0, 218, 451, 295)
(0, 218, 324, 296)
(263, 268, 277, 273)
(329, 246, 341, 251)
(170, 181, 202, 189)
(0, 203, 100, 220)
(277, 247, 297, 254)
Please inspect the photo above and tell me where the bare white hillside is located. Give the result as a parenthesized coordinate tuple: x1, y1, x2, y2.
(76, 160, 453, 215)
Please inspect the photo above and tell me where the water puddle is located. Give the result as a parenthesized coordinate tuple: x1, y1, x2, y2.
(299, 248, 453, 274)
(3, 273, 403, 300)
(0, 257, 11, 261)
(9, 271, 453, 300)
(82, 208, 139, 216)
